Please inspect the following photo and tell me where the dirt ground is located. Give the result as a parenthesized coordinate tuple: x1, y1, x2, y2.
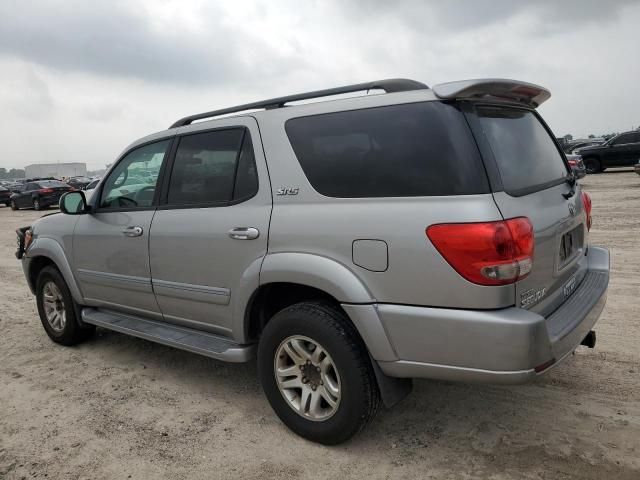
(1, 170, 639, 480)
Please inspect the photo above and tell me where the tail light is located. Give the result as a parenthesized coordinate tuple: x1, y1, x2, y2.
(581, 191, 592, 230)
(38, 188, 54, 194)
(426, 217, 534, 286)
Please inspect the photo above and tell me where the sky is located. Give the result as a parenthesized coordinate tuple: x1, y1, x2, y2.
(0, 0, 639, 170)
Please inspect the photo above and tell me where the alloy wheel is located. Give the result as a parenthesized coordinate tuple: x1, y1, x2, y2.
(42, 281, 66, 332)
(274, 335, 341, 421)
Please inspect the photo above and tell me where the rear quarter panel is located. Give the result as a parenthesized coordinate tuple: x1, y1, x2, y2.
(254, 95, 514, 309)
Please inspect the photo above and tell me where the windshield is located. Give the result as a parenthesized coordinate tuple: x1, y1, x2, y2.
(477, 106, 568, 194)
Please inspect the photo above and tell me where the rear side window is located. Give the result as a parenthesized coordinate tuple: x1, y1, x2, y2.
(476, 106, 568, 194)
(285, 102, 489, 198)
(166, 128, 258, 206)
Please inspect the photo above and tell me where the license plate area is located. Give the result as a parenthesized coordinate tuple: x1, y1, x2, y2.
(558, 225, 583, 268)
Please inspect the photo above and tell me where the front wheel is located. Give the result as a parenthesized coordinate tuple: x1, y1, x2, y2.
(36, 266, 95, 346)
(258, 302, 380, 445)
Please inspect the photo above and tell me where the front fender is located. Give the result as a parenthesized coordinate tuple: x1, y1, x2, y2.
(25, 237, 84, 304)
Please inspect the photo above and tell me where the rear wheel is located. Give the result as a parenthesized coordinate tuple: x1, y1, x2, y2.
(258, 302, 380, 445)
(33, 198, 42, 210)
(583, 157, 601, 174)
(10, 199, 18, 210)
(36, 266, 94, 345)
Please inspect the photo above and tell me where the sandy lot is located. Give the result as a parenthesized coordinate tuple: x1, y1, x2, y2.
(1, 171, 639, 479)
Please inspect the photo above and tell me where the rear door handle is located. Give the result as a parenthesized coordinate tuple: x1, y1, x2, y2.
(123, 226, 143, 237)
(228, 227, 259, 240)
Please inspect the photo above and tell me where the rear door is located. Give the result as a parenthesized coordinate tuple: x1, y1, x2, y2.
(616, 132, 640, 166)
(149, 118, 271, 336)
(19, 183, 39, 208)
(468, 104, 588, 316)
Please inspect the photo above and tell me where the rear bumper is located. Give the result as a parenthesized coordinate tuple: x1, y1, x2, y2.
(368, 246, 609, 384)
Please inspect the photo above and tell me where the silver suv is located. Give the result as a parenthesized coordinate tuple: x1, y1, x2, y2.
(16, 78, 609, 444)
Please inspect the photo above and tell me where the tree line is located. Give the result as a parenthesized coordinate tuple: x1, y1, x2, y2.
(0, 168, 26, 180)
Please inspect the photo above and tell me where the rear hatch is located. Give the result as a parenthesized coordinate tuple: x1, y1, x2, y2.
(467, 104, 589, 316)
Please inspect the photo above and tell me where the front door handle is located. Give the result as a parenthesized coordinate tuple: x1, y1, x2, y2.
(123, 226, 144, 237)
(228, 227, 259, 240)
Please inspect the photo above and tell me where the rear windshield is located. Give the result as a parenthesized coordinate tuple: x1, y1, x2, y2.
(476, 106, 568, 194)
(285, 102, 489, 198)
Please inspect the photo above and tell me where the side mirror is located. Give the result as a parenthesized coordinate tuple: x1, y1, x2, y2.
(59, 191, 89, 215)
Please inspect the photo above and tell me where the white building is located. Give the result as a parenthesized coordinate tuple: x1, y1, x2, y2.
(25, 162, 87, 179)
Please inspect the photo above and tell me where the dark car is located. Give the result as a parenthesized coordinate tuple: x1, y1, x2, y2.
(563, 139, 604, 154)
(575, 130, 640, 173)
(67, 176, 92, 189)
(9, 180, 72, 211)
(0, 186, 11, 206)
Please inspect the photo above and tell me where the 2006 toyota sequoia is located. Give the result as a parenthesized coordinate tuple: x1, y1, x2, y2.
(16, 78, 609, 444)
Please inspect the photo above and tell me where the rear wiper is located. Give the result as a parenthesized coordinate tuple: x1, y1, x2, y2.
(562, 173, 576, 199)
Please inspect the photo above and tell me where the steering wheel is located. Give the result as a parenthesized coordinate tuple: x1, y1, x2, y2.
(114, 196, 138, 207)
(113, 169, 129, 188)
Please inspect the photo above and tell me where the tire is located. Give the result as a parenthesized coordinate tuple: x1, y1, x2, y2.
(258, 302, 380, 445)
(10, 199, 18, 210)
(4, 201, 9, 207)
(583, 157, 601, 174)
(33, 198, 42, 210)
(36, 266, 95, 346)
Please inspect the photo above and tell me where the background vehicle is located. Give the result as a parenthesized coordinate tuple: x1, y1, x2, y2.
(67, 176, 93, 189)
(566, 154, 586, 178)
(17, 78, 608, 444)
(575, 130, 640, 173)
(0, 186, 11, 206)
(10, 179, 72, 210)
(564, 139, 605, 154)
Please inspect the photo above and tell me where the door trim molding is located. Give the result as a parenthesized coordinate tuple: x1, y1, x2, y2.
(77, 269, 152, 293)
(152, 278, 231, 306)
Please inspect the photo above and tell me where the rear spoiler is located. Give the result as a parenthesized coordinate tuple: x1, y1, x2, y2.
(432, 79, 551, 108)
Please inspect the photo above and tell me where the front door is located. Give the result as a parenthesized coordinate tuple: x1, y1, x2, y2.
(149, 119, 271, 337)
(73, 138, 172, 318)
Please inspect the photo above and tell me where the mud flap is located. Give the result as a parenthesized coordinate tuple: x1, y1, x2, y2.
(370, 354, 413, 408)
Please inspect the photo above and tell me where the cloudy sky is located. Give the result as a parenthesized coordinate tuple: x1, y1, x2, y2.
(0, 0, 639, 170)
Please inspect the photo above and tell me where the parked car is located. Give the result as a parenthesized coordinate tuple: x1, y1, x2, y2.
(575, 130, 640, 173)
(562, 138, 605, 154)
(16, 78, 609, 444)
(566, 154, 586, 179)
(0, 186, 11, 206)
(9, 180, 72, 210)
(67, 176, 93, 189)
(82, 178, 101, 201)
(83, 178, 100, 191)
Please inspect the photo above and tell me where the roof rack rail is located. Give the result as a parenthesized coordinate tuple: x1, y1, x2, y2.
(169, 78, 428, 128)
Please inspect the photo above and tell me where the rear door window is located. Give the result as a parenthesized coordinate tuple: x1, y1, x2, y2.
(166, 128, 258, 206)
(476, 106, 568, 195)
(285, 102, 489, 198)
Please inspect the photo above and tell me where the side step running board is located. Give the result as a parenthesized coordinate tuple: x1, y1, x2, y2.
(81, 308, 255, 363)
